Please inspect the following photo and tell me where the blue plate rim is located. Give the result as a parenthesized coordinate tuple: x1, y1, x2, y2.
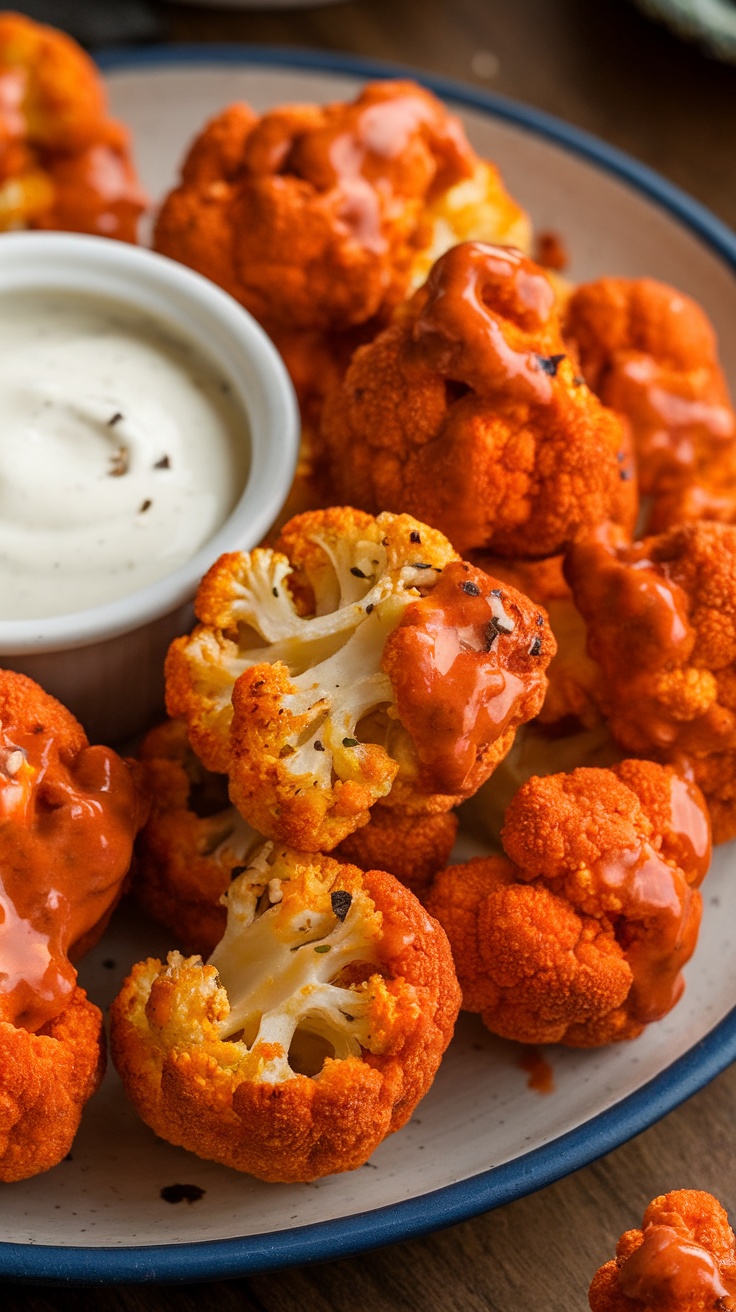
(4, 42, 734, 1285)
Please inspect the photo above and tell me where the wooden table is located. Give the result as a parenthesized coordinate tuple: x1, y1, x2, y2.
(5, 1, 736, 1307)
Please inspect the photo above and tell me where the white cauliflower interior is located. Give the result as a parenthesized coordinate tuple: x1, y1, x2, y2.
(409, 161, 532, 293)
(207, 844, 385, 1080)
(188, 515, 448, 789)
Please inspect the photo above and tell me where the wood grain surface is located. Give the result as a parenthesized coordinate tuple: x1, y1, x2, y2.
(3, 0, 736, 1307)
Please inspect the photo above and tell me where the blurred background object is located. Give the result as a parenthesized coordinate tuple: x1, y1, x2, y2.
(633, 0, 736, 63)
(6, 0, 165, 45)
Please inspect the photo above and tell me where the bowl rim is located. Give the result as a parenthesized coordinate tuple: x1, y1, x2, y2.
(2, 42, 734, 1286)
(0, 231, 299, 652)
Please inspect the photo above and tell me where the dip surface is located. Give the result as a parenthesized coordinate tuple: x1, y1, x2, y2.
(0, 289, 250, 619)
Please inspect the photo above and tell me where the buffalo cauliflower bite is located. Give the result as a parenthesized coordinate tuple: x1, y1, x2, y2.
(589, 1190, 736, 1311)
(426, 762, 710, 1046)
(153, 82, 529, 438)
(154, 81, 529, 338)
(565, 277, 736, 532)
(166, 507, 556, 850)
(565, 521, 736, 842)
(320, 243, 637, 557)
(0, 986, 104, 1183)
(0, 12, 145, 239)
(110, 844, 461, 1181)
(0, 669, 147, 1180)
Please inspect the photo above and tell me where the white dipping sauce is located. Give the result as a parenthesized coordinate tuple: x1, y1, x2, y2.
(0, 290, 249, 619)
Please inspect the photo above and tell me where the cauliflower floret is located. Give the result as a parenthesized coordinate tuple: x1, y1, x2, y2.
(0, 12, 145, 239)
(0, 669, 147, 1033)
(319, 243, 637, 557)
(0, 986, 105, 1183)
(427, 762, 710, 1046)
(588, 1190, 736, 1311)
(154, 80, 528, 337)
(166, 507, 556, 850)
(565, 521, 736, 841)
(0, 668, 146, 1181)
(110, 846, 461, 1181)
(565, 276, 736, 533)
(153, 82, 529, 435)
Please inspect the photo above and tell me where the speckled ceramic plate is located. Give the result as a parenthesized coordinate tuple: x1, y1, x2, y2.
(2, 47, 736, 1285)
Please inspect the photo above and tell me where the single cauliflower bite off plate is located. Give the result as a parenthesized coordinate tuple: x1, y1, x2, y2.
(165, 507, 556, 850)
(110, 845, 460, 1182)
(588, 1189, 736, 1311)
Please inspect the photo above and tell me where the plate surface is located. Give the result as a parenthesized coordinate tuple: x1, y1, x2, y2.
(3, 46, 736, 1285)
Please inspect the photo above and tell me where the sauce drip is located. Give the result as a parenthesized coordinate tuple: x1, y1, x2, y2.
(0, 718, 142, 1032)
(517, 1047, 555, 1094)
(566, 539, 696, 751)
(602, 353, 735, 495)
(410, 242, 559, 404)
(591, 842, 700, 1023)
(384, 561, 544, 793)
(661, 770, 712, 886)
(618, 1224, 736, 1306)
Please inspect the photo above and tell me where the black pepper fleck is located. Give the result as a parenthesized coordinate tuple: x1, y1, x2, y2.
(272, 587, 279, 597)
(160, 1184, 205, 1205)
(529, 637, 542, 656)
(154, 455, 171, 470)
(534, 353, 566, 376)
(536, 614, 544, 626)
(314, 741, 325, 751)
(139, 499, 152, 514)
(365, 603, 374, 614)
(462, 581, 481, 596)
(410, 530, 421, 543)
(620, 468, 632, 481)
(107, 412, 123, 427)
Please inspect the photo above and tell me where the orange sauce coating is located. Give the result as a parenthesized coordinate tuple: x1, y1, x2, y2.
(385, 560, 542, 793)
(661, 770, 712, 886)
(593, 350, 735, 498)
(410, 242, 559, 404)
(590, 843, 700, 1024)
(243, 82, 474, 255)
(0, 720, 141, 1032)
(618, 1224, 736, 1305)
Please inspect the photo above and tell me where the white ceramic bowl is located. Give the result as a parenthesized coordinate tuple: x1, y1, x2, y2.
(0, 232, 299, 743)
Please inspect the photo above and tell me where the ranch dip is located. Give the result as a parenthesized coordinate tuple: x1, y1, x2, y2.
(0, 289, 250, 619)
